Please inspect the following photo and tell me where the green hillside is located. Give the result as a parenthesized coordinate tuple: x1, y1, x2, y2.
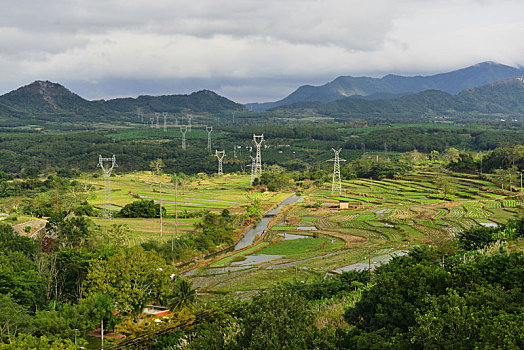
(271, 77, 524, 119)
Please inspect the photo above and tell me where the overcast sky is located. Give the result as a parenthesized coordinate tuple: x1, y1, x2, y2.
(1, 0, 524, 103)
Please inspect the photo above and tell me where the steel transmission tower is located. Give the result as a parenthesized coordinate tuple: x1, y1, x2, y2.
(215, 150, 225, 175)
(97, 155, 117, 219)
(155, 113, 160, 128)
(180, 126, 188, 150)
(248, 155, 256, 185)
(150, 117, 155, 128)
(206, 126, 213, 153)
(253, 134, 264, 178)
(163, 112, 167, 132)
(327, 148, 346, 195)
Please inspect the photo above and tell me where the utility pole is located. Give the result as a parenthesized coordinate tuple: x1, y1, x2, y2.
(151, 159, 164, 237)
(206, 126, 213, 153)
(159, 179, 163, 236)
(97, 155, 117, 219)
(253, 134, 264, 179)
(215, 150, 225, 175)
(180, 126, 188, 150)
(174, 179, 178, 252)
(327, 148, 346, 195)
(101, 319, 104, 350)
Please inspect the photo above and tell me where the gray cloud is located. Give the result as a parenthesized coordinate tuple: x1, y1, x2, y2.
(0, 0, 523, 102)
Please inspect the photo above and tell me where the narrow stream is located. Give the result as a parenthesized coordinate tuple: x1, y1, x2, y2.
(234, 194, 299, 250)
(183, 194, 300, 276)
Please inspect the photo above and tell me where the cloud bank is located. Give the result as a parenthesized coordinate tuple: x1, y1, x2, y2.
(1, 0, 523, 102)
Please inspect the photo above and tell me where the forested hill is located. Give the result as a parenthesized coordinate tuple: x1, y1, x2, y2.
(0, 81, 104, 117)
(102, 89, 244, 114)
(248, 61, 524, 110)
(0, 81, 245, 119)
(272, 76, 524, 118)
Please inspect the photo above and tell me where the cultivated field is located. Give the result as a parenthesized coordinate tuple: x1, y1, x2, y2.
(86, 172, 290, 243)
(186, 169, 524, 298)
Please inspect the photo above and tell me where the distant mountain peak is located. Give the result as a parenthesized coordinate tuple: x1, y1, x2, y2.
(17, 80, 76, 98)
(473, 61, 500, 66)
(192, 89, 219, 97)
(247, 61, 524, 111)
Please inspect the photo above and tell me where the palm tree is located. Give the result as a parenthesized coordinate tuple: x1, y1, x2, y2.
(168, 278, 196, 311)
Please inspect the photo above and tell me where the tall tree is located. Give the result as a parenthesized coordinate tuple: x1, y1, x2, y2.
(85, 247, 170, 316)
(168, 278, 196, 311)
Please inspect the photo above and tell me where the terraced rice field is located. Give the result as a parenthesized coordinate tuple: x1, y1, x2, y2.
(185, 169, 523, 298)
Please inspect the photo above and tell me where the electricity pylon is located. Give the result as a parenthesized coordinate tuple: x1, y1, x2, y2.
(215, 150, 225, 175)
(253, 134, 264, 178)
(97, 155, 117, 219)
(155, 112, 160, 128)
(206, 126, 213, 153)
(327, 148, 345, 195)
(180, 126, 188, 150)
(248, 155, 256, 185)
(150, 117, 155, 128)
(163, 112, 167, 132)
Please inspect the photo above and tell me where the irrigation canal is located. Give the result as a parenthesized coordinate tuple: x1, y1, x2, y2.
(234, 194, 300, 250)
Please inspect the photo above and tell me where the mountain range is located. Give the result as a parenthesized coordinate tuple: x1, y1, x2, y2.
(273, 76, 524, 118)
(1, 61, 524, 125)
(0, 81, 244, 119)
(246, 62, 524, 111)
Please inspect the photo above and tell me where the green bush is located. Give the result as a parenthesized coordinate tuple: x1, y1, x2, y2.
(116, 200, 165, 218)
